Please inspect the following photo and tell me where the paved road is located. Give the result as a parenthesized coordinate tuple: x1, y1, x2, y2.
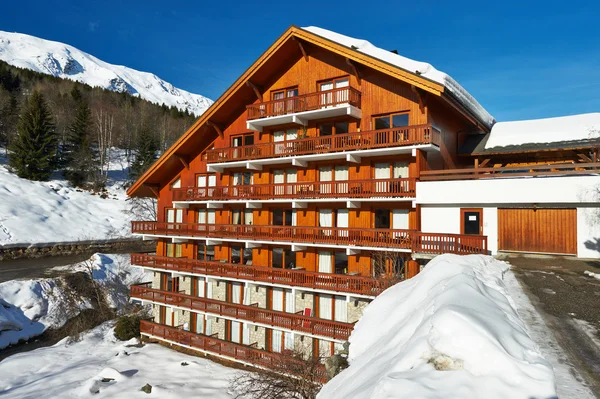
(501, 254, 600, 397)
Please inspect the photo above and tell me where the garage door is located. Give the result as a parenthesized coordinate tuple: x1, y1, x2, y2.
(498, 208, 577, 255)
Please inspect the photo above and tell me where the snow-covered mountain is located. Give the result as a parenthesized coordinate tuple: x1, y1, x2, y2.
(0, 30, 212, 116)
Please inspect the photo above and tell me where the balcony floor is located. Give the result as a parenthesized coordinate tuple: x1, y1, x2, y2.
(246, 104, 361, 132)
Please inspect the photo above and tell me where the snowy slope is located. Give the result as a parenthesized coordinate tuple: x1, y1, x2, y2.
(485, 112, 600, 149)
(318, 254, 556, 399)
(0, 148, 133, 245)
(302, 27, 495, 130)
(0, 253, 150, 349)
(0, 322, 245, 398)
(0, 30, 213, 116)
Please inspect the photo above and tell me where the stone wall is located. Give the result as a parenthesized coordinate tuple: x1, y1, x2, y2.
(249, 325, 266, 349)
(295, 290, 315, 314)
(347, 298, 370, 323)
(249, 284, 268, 308)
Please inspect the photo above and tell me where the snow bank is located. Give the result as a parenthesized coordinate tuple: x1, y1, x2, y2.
(0, 253, 150, 349)
(0, 322, 245, 398)
(302, 27, 495, 130)
(0, 148, 132, 245)
(485, 113, 600, 149)
(318, 254, 556, 399)
(0, 30, 213, 116)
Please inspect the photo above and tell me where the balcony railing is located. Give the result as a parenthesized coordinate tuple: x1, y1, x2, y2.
(420, 162, 600, 181)
(140, 320, 327, 382)
(132, 283, 354, 340)
(173, 178, 416, 202)
(130, 223, 488, 255)
(246, 86, 361, 120)
(131, 254, 391, 296)
(205, 124, 440, 163)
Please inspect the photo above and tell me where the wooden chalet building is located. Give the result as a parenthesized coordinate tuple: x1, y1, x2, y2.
(126, 26, 600, 370)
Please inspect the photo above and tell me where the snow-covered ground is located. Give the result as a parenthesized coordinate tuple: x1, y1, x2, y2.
(0, 148, 134, 245)
(0, 30, 213, 116)
(318, 254, 557, 399)
(0, 322, 245, 398)
(0, 253, 150, 349)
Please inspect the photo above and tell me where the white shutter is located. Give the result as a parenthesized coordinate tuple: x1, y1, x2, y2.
(195, 314, 205, 334)
(197, 175, 207, 187)
(167, 209, 175, 223)
(334, 166, 348, 194)
(175, 209, 183, 223)
(272, 330, 283, 353)
(206, 317, 213, 335)
(337, 209, 349, 238)
(206, 280, 213, 299)
(284, 332, 293, 351)
(197, 277, 205, 297)
(286, 169, 297, 196)
(285, 289, 294, 313)
(334, 296, 347, 322)
(274, 170, 285, 196)
(231, 321, 241, 343)
(274, 131, 285, 154)
(392, 209, 409, 229)
(165, 306, 173, 326)
(335, 78, 349, 104)
(243, 323, 250, 345)
(375, 163, 391, 193)
(197, 209, 206, 224)
(232, 282, 242, 304)
(207, 210, 216, 224)
(319, 209, 333, 229)
(272, 288, 284, 312)
(208, 175, 217, 187)
(318, 251, 332, 273)
(292, 210, 297, 227)
(286, 129, 297, 140)
(244, 209, 253, 225)
(320, 82, 334, 108)
(319, 167, 333, 194)
(319, 294, 333, 320)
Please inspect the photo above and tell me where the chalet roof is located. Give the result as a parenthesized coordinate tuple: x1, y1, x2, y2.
(460, 113, 600, 155)
(303, 27, 495, 130)
(127, 26, 496, 197)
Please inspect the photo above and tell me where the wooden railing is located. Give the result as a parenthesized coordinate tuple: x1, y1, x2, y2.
(246, 86, 361, 120)
(205, 124, 440, 163)
(412, 232, 488, 255)
(130, 254, 391, 296)
(132, 222, 413, 250)
(173, 178, 416, 202)
(420, 162, 600, 181)
(131, 283, 354, 340)
(140, 320, 328, 382)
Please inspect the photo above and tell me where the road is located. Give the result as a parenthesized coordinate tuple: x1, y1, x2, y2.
(501, 254, 600, 397)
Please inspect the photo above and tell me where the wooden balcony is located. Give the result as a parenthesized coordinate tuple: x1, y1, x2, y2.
(130, 223, 488, 255)
(131, 254, 391, 296)
(173, 178, 416, 202)
(205, 124, 440, 164)
(140, 320, 328, 382)
(420, 162, 600, 181)
(247, 86, 361, 120)
(131, 283, 354, 340)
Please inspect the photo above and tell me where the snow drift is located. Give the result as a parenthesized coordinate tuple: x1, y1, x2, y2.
(0, 253, 149, 349)
(318, 254, 556, 399)
(0, 30, 213, 116)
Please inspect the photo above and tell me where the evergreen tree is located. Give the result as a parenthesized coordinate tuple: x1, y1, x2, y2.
(9, 91, 57, 181)
(64, 100, 96, 187)
(130, 121, 158, 180)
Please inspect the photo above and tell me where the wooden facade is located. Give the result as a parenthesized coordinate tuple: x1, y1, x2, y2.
(128, 26, 493, 370)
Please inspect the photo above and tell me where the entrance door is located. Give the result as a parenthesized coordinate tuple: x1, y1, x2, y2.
(461, 208, 483, 235)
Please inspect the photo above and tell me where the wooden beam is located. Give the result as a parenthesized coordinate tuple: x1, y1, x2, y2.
(245, 81, 263, 102)
(479, 158, 491, 168)
(143, 184, 160, 198)
(206, 121, 223, 139)
(345, 58, 361, 84)
(174, 154, 189, 170)
(410, 85, 426, 114)
(292, 37, 308, 61)
(577, 153, 592, 163)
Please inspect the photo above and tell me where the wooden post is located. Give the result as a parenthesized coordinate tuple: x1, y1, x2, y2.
(405, 259, 420, 279)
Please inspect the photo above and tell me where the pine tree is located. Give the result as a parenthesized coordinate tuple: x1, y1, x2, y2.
(9, 91, 57, 181)
(130, 121, 158, 180)
(65, 100, 96, 187)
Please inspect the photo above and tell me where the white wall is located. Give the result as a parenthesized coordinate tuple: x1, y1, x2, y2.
(577, 207, 600, 258)
(483, 207, 498, 254)
(417, 175, 600, 205)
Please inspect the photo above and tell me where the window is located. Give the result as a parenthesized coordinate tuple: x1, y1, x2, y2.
(196, 173, 217, 188)
(170, 177, 181, 189)
(197, 243, 215, 261)
(374, 162, 410, 192)
(273, 129, 298, 154)
(334, 252, 348, 274)
(231, 245, 253, 264)
(231, 133, 254, 147)
(231, 209, 253, 225)
(319, 77, 349, 107)
(166, 243, 183, 258)
(318, 122, 348, 136)
(375, 209, 391, 229)
(272, 247, 296, 269)
(273, 209, 294, 226)
(272, 87, 298, 115)
(373, 112, 409, 130)
(232, 172, 253, 186)
(162, 273, 179, 292)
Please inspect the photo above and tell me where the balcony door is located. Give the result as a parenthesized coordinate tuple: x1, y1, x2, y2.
(166, 208, 183, 231)
(392, 209, 409, 238)
(374, 163, 391, 193)
(197, 173, 216, 196)
(319, 166, 333, 194)
(272, 87, 298, 115)
(336, 209, 349, 238)
(274, 129, 297, 155)
(319, 77, 349, 108)
(318, 251, 333, 273)
(273, 169, 296, 196)
(334, 165, 348, 194)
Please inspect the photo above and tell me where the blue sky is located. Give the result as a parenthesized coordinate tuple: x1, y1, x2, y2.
(1, 0, 599, 122)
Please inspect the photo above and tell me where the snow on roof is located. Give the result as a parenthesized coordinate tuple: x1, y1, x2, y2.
(302, 27, 496, 129)
(485, 113, 600, 149)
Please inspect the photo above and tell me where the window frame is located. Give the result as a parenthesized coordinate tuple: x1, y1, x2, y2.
(372, 111, 410, 131)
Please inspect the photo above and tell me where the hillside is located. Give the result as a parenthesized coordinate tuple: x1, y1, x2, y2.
(0, 30, 212, 116)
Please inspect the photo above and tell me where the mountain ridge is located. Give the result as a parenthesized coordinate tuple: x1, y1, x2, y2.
(0, 30, 212, 116)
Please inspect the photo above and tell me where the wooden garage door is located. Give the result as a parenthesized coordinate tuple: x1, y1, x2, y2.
(498, 208, 577, 254)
